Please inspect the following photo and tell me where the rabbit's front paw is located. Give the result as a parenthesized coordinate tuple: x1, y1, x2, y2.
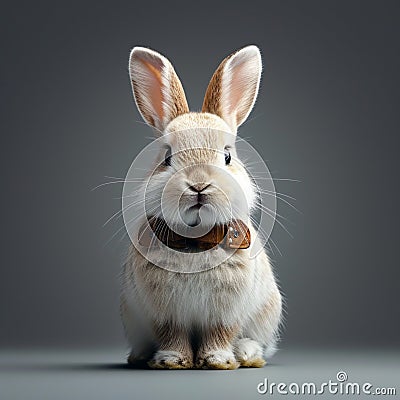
(148, 350, 193, 369)
(234, 338, 266, 368)
(196, 349, 239, 370)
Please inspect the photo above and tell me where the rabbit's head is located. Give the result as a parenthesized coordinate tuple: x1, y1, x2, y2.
(129, 46, 262, 230)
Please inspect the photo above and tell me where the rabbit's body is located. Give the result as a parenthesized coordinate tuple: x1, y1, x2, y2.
(121, 225, 281, 368)
(121, 46, 283, 369)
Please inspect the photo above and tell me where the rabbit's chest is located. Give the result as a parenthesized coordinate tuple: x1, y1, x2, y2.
(137, 260, 253, 325)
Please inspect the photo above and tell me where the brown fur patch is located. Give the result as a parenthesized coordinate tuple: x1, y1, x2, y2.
(198, 323, 239, 351)
(153, 321, 193, 355)
(202, 51, 235, 117)
(168, 67, 189, 118)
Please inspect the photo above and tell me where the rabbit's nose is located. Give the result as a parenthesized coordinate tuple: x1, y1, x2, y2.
(188, 183, 211, 193)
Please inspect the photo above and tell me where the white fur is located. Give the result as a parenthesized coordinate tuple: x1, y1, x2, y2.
(150, 350, 187, 368)
(234, 338, 264, 361)
(198, 348, 238, 368)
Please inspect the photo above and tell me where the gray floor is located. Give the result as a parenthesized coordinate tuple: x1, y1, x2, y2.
(1, 346, 398, 399)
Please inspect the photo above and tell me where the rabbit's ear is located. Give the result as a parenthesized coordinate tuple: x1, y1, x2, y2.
(129, 47, 189, 132)
(202, 45, 262, 133)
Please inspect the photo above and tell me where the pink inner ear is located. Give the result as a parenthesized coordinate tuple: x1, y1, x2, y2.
(228, 63, 246, 112)
(228, 59, 255, 124)
(140, 58, 165, 121)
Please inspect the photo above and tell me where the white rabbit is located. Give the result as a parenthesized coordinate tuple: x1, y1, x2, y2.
(120, 45, 282, 369)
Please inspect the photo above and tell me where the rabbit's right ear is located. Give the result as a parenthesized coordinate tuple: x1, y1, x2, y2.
(129, 47, 189, 133)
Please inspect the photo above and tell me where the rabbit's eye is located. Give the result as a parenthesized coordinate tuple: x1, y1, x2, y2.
(224, 149, 231, 165)
(164, 146, 172, 166)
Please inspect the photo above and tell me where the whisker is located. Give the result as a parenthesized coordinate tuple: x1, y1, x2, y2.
(252, 204, 293, 238)
(267, 236, 283, 257)
(103, 194, 159, 227)
(248, 215, 283, 257)
(256, 190, 300, 213)
(251, 176, 301, 183)
(257, 189, 297, 201)
(253, 202, 292, 224)
(92, 179, 146, 191)
(105, 203, 159, 245)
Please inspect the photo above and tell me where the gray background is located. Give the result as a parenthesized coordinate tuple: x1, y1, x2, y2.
(1, 0, 399, 353)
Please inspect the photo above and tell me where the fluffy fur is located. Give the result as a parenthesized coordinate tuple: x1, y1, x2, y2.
(121, 45, 283, 369)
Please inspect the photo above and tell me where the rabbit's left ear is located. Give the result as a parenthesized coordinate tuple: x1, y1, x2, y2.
(202, 45, 262, 133)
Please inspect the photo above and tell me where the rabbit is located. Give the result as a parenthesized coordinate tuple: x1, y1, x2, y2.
(120, 45, 283, 369)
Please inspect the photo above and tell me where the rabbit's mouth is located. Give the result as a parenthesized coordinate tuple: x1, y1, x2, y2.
(186, 202, 212, 217)
(176, 187, 232, 226)
(189, 203, 202, 211)
(186, 204, 203, 225)
(181, 202, 221, 228)
(180, 192, 209, 213)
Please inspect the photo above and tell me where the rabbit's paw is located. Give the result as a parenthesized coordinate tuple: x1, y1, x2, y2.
(234, 338, 266, 368)
(148, 350, 193, 369)
(196, 349, 239, 370)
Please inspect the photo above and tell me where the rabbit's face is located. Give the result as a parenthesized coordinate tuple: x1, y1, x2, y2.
(145, 113, 256, 227)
